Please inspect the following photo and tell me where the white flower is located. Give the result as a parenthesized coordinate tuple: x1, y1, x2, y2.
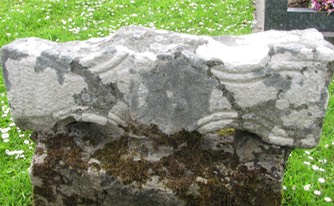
(325, 197, 332, 202)
(303, 161, 311, 166)
(24, 140, 30, 144)
(305, 151, 311, 155)
(314, 190, 321, 195)
(16, 154, 25, 159)
(44, 16, 50, 20)
(319, 168, 325, 172)
(5, 149, 24, 156)
(1, 133, 9, 139)
(318, 178, 325, 183)
(303, 184, 311, 191)
(61, 19, 67, 25)
(3, 139, 9, 143)
(312, 165, 319, 171)
(282, 186, 287, 190)
(0, 127, 10, 133)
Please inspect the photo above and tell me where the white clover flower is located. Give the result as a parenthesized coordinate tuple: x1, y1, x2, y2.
(314, 190, 321, 195)
(325, 197, 332, 202)
(303, 184, 311, 191)
(61, 19, 67, 25)
(282, 186, 287, 190)
(24, 140, 30, 144)
(3, 139, 9, 143)
(44, 16, 50, 20)
(318, 178, 325, 183)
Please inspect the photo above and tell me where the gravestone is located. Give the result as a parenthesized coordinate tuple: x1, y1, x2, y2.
(265, 0, 334, 44)
(1, 26, 334, 205)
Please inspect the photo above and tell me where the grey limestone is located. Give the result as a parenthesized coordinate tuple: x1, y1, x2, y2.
(1, 26, 333, 148)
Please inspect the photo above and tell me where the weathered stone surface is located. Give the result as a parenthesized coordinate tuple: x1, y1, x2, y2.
(1, 26, 334, 148)
(29, 123, 290, 206)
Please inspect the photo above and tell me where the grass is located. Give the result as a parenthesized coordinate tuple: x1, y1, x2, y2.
(0, 0, 333, 205)
(0, 71, 34, 205)
(281, 80, 334, 205)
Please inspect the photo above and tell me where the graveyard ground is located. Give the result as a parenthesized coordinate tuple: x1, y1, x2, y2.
(0, 0, 333, 205)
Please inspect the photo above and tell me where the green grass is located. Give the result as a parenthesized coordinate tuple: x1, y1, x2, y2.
(0, 0, 333, 205)
(0, 72, 34, 205)
(282, 80, 334, 205)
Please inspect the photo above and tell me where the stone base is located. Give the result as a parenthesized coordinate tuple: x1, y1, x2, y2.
(30, 122, 291, 206)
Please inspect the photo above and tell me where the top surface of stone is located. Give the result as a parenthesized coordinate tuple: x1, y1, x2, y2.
(1, 26, 334, 148)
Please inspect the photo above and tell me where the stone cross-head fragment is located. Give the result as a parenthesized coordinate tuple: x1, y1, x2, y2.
(1, 26, 333, 148)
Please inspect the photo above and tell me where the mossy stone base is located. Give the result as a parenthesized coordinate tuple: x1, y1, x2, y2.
(30, 122, 291, 206)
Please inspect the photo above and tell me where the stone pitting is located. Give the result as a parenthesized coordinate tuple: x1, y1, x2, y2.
(1, 26, 333, 148)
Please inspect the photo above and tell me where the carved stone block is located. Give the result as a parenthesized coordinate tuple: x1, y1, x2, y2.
(1, 26, 333, 205)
